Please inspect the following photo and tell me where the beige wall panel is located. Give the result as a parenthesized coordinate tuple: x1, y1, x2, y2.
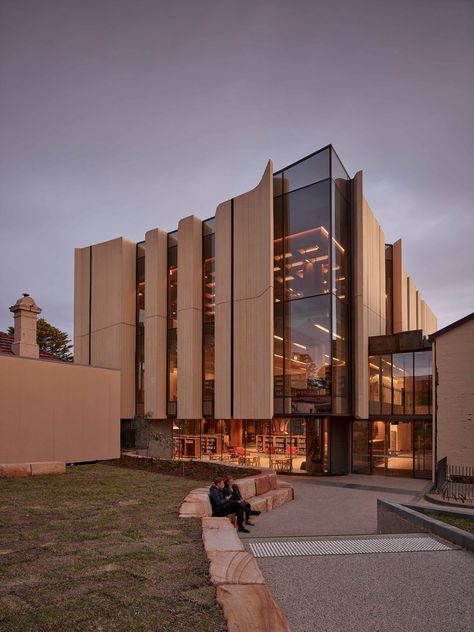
(353, 172, 386, 418)
(424, 304, 438, 335)
(0, 355, 120, 464)
(215, 201, 232, 419)
(416, 291, 422, 330)
(177, 215, 203, 419)
(90, 236, 136, 419)
(393, 239, 408, 333)
(407, 277, 417, 330)
(73, 247, 91, 364)
(420, 300, 427, 333)
(144, 228, 168, 419)
(233, 161, 273, 420)
(435, 319, 474, 467)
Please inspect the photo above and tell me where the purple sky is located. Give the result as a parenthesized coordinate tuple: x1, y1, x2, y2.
(1, 0, 473, 338)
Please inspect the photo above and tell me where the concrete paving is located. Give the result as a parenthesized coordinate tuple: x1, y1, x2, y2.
(241, 475, 474, 632)
(240, 475, 428, 538)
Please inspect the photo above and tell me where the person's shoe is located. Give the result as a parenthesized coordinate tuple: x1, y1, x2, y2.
(238, 527, 250, 533)
(250, 510, 261, 516)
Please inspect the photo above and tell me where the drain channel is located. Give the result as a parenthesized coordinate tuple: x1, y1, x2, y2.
(249, 536, 452, 558)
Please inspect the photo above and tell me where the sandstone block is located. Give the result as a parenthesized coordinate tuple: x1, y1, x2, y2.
(255, 474, 271, 495)
(268, 472, 277, 490)
(216, 584, 291, 632)
(247, 495, 272, 513)
(0, 463, 31, 477)
(31, 462, 66, 476)
(203, 525, 245, 554)
(234, 477, 256, 500)
(202, 517, 236, 530)
(207, 551, 265, 585)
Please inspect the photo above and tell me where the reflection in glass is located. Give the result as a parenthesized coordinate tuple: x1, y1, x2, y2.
(415, 351, 432, 414)
(305, 418, 329, 473)
(274, 302, 284, 396)
(332, 296, 349, 413)
(167, 329, 177, 401)
(392, 352, 414, 415)
(369, 356, 381, 414)
(332, 182, 349, 301)
(168, 246, 177, 328)
(352, 421, 370, 474)
(414, 419, 432, 478)
(284, 296, 331, 413)
(381, 355, 392, 414)
(276, 181, 331, 301)
(273, 196, 284, 303)
(281, 147, 330, 194)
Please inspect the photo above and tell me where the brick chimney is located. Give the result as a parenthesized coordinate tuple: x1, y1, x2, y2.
(9, 294, 42, 359)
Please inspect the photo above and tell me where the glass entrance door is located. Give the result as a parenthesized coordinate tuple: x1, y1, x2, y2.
(371, 420, 414, 476)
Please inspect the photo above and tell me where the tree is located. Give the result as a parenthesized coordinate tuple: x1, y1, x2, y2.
(8, 318, 73, 361)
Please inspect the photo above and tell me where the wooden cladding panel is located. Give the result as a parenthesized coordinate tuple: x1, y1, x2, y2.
(73, 247, 91, 365)
(144, 228, 168, 419)
(214, 201, 232, 419)
(407, 277, 417, 330)
(233, 161, 273, 420)
(353, 171, 386, 419)
(393, 239, 408, 333)
(177, 215, 202, 419)
(89, 236, 136, 418)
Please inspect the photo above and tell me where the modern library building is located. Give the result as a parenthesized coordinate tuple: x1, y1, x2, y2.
(74, 145, 438, 478)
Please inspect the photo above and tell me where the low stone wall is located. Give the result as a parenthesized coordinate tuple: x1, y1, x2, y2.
(180, 470, 294, 631)
(0, 462, 66, 477)
(377, 499, 474, 552)
(179, 469, 294, 518)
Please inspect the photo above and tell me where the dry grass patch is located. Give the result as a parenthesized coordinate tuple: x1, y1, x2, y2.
(0, 464, 226, 632)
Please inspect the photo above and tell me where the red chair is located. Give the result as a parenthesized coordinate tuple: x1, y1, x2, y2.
(286, 446, 297, 456)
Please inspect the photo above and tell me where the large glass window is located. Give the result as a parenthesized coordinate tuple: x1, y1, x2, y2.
(203, 221, 215, 415)
(369, 356, 381, 414)
(381, 355, 392, 414)
(392, 352, 414, 415)
(414, 351, 432, 414)
(332, 181, 349, 301)
(167, 232, 178, 411)
(280, 147, 330, 194)
(332, 296, 349, 413)
(352, 420, 370, 474)
(284, 295, 331, 414)
(135, 242, 145, 416)
(276, 180, 331, 301)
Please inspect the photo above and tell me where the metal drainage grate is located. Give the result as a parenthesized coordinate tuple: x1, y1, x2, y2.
(249, 536, 452, 558)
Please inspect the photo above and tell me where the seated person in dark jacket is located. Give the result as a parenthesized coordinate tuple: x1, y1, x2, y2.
(209, 477, 249, 533)
(224, 476, 261, 526)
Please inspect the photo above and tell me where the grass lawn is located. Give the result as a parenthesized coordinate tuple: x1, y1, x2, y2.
(430, 513, 474, 534)
(0, 464, 227, 632)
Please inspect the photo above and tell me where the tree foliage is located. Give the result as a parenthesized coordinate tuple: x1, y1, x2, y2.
(8, 318, 73, 361)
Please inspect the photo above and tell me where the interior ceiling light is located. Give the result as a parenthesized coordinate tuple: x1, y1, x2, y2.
(274, 334, 284, 341)
(285, 275, 295, 281)
(332, 238, 345, 253)
(369, 362, 379, 370)
(298, 245, 320, 255)
(293, 342, 307, 349)
(315, 323, 330, 334)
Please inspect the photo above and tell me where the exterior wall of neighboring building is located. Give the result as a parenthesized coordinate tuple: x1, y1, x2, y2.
(434, 317, 474, 469)
(74, 236, 136, 418)
(0, 354, 120, 464)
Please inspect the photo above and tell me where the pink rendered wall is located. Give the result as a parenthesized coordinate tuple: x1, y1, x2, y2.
(0, 354, 120, 464)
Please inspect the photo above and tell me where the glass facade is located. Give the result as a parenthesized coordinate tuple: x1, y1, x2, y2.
(273, 146, 351, 421)
(369, 351, 432, 416)
(360, 349, 433, 478)
(202, 219, 215, 417)
(135, 242, 145, 416)
(352, 419, 432, 479)
(167, 232, 178, 412)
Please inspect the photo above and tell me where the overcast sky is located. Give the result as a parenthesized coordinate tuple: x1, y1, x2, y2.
(0, 0, 473, 339)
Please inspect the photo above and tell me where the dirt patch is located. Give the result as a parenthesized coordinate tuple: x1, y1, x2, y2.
(105, 454, 260, 480)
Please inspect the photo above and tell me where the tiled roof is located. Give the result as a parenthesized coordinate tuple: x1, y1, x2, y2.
(0, 331, 66, 362)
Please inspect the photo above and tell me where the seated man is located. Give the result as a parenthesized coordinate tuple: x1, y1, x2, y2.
(209, 477, 249, 533)
(224, 476, 261, 525)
